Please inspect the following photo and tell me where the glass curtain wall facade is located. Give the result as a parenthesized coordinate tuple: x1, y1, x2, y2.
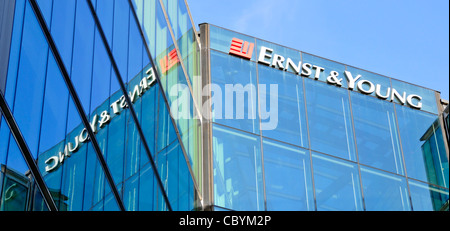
(0, 0, 201, 211)
(200, 24, 449, 211)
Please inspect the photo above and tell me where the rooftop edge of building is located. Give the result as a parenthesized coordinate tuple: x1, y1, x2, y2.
(199, 22, 446, 101)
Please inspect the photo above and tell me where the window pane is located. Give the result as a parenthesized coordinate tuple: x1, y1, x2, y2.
(409, 180, 449, 211)
(263, 139, 314, 211)
(419, 124, 448, 188)
(70, 0, 95, 114)
(258, 65, 308, 148)
(38, 46, 69, 156)
(213, 124, 264, 211)
(4, 0, 26, 106)
(10, 0, 49, 157)
(94, 0, 114, 47)
(157, 141, 196, 211)
(396, 106, 448, 187)
(157, 90, 177, 152)
(112, 0, 129, 82)
(50, 0, 76, 72)
(35, 0, 52, 27)
(210, 50, 259, 134)
(351, 92, 404, 175)
(312, 152, 363, 211)
(360, 167, 411, 211)
(304, 78, 356, 161)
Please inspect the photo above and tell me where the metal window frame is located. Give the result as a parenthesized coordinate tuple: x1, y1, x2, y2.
(198, 23, 213, 210)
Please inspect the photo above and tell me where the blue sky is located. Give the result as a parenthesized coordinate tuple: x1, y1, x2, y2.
(188, 0, 449, 100)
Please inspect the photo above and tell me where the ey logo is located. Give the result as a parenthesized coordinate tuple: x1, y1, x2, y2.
(229, 38, 254, 59)
(159, 48, 179, 74)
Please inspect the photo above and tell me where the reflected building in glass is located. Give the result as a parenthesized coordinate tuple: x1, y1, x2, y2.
(0, 0, 448, 211)
(0, 0, 202, 211)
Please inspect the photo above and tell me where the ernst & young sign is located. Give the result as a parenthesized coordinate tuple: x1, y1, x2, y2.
(228, 38, 423, 110)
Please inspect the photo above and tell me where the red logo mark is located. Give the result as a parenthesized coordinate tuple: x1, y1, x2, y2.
(229, 38, 254, 59)
(159, 48, 179, 74)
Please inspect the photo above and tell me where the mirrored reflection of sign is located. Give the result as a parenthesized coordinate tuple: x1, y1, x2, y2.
(0, 165, 29, 211)
(44, 67, 157, 173)
(159, 48, 180, 74)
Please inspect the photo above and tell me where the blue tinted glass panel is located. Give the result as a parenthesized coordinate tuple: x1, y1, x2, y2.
(89, 32, 112, 114)
(70, 0, 95, 114)
(163, 0, 178, 39)
(38, 53, 69, 155)
(210, 50, 259, 134)
(125, 109, 142, 179)
(409, 180, 449, 211)
(361, 166, 410, 211)
(424, 125, 449, 188)
(157, 91, 177, 152)
(142, 0, 157, 57)
(157, 141, 195, 211)
(312, 152, 363, 211)
(123, 174, 139, 211)
(155, 0, 173, 63)
(50, 0, 76, 72)
(263, 139, 314, 211)
(138, 163, 156, 210)
(5, 133, 28, 175)
(304, 78, 356, 161)
(35, 0, 52, 27)
(105, 90, 126, 185)
(0, 118, 10, 165)
(140, 82, 159, 158)
(351, 92, 404, 175)
(258, 65, 308, 147)
(4, 0, 25, 105)
(213, 124, 264, 211)
(112, 0, 130, 82)
(60, 126, 89, 211)
(94, 0, 114, 47)
(396, 106, 448, 187)
(127, 9, 144, 83)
